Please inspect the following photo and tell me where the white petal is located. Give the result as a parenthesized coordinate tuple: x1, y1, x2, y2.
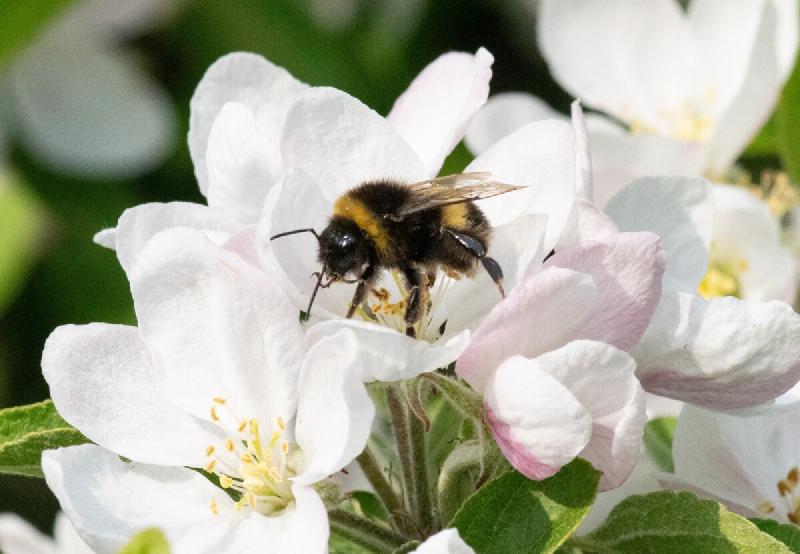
(131, 227, 306, 425)
(556, 198, 618, 249)
(42, 445, 236, 554)
(465, 92, 563, 156)
(388, 48, 494, 176)
(413, 529, 475, 554)
(538, 0, 693, 128)
(189, 52, 308, 195)
(92, 228, 116, 250)
(706, 0, 782, 173)
(0, 513, 56, 554)
(571, 100, 593, 200)
(634, 292, 800, 409)
(711, 185, 796, 302)
(604, 177, 713, 293)
(535, 340, 646, 490)
(589, 132, 707, 209)
(773, 0, 800, 80)
(466, 119, 575, 253)
(42, 323, 220, 467)
(294, 330, 374, 484)
(11, 28, 174, 178)
(672, 402, 800, 519)
(104, 202, 242, 274)
(282, 87, 427, 199)
(306, 320, 470, 382)
(205, 102, 279, 223)
(485, 355, 593, 480)
(53, 512, 93, 554)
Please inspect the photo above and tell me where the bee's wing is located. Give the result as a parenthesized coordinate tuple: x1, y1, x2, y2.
(396, 172, 526, 218)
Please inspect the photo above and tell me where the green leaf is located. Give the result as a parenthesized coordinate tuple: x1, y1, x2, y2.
(329, 531, 373, 554)
(750, 518, 800, 553)
(451, 459, 600, 554)
(391, 541, 421, 554)
(643, 416, 677, 472)
(579, 491, 790, 553)
(778, 50, 800, 183)
(0, 172, 47, 315)
(0, 400, 88, 477)
(0, 0, 75, 71)
(744, 113, 779, 158)
(119, 528, 170, 554)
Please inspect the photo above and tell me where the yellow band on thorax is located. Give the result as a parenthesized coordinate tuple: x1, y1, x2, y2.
(333, 195, 391, 254)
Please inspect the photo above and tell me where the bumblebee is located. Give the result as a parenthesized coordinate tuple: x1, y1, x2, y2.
(271, 172, 523, 337)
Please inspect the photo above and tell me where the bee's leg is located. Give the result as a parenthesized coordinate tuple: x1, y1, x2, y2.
(401, 264, 427, 338)
(443, 228, 505, 298)
(346, 265, 375, 318)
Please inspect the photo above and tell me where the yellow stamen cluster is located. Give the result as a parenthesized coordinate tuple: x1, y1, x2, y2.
(204, 397, 294, 516)
(628, 90, 716, 143)
(697, 256, 748, 299)
(749, 171, 800, 218)
(759, 467, 800, 522)
(354, 270, 440, 338)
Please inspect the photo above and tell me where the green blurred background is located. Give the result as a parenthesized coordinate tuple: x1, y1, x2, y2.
(0, 0, 793, 534)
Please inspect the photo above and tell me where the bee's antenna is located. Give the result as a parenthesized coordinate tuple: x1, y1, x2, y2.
(303, 263, 326, 322)
(270, 228, 320, 241)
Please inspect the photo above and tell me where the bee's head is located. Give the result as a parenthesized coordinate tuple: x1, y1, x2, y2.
(318, 217, 369, 278)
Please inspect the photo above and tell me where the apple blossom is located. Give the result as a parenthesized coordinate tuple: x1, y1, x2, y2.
(664, 401, 800, 524)
(0, 512, 91, 554)
(413, 529, 475, 553)
(41, 227, 376, 554)
(2, 0, 178, 177)
(467, 0, 798, 199)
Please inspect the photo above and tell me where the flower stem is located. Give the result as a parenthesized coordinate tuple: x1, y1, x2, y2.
(357, 444, 403, 518)
(386, 384, 436, 537)
(328, 509, 408, 552)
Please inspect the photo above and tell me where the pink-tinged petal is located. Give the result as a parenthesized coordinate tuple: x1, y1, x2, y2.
(556, 198, 619, 249)
(604, 177, 713, 293)
(485, 355, 593, 480)
(100, 201, 243, 274)
(307, 320, 470, 383)
(205, 102, 277, 223)
(634, 291, 800, 409)
(0, 513, 57, 554)
(222, 225, 261, 270)
(388, 48, 494, 177)
(457, 268, 600, 392)
(706, 0, 781, 174)
(413, 529, 475, 554)
(465, 92, 563, 156)
(533, 340, 646, 490)
(43, 445, 236, 554)
(294, 330, 374, 484)
(189, 52, 308, 195)
(545, 232, 665, 352)
(42, 323, 221, 467)
(466, 119, 575, 254)
(131, 227, 306, 426)
(282, 87, 427, 200)
(589, 133, 707, 209)
(571, 100, 593, 200)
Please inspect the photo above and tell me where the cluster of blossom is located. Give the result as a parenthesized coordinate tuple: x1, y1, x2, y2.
(2, 0, 800, 552)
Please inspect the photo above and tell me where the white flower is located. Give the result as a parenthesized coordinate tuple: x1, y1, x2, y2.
(468, 0, 798, 199)
(0, 512, 91, 554)
(2, 0, 179, 177)
(664, 401, 800, 524)
(41, 227, 374, 554)
(413, 529, 474, 554)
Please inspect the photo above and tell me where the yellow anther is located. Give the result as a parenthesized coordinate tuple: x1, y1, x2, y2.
(225, 438, 235, 452)
(249, 418, 259, 436)
(206, 445, 215, 457)
(757, 500, 775, 514)
(213, 397, 227, 405)
(277, 417, 286, 431)
(210, 406, 220, 421)
(269, 431, 282, 448)
(268, 468, 282, 482)
(280, 441, 289, 455)
(238, 419, 248, 433)
(209, 499, 219, 515)
(219, 475, 234, 489)
(788, 467, 799, 484)
(204, 460, 217, 473)
(246, 492, 256, 508)
(241, 453, 254, 464)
